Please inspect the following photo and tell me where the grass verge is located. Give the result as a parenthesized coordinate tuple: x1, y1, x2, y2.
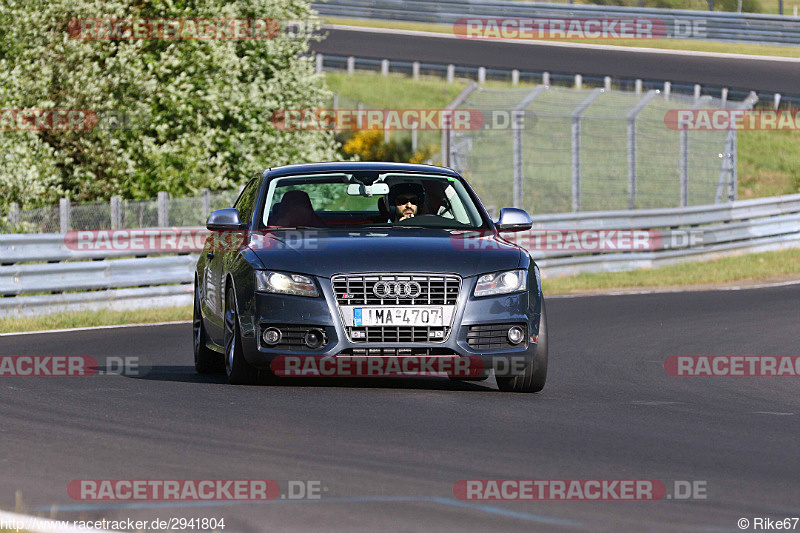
(0, 306, 192, 334)
(323, 17, 800, 58)
(543, 247, 800, 294)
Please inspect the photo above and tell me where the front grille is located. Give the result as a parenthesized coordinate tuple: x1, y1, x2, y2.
(466, 323, 527, 350)
(349, 326, 449, 343)
(338, 348, 459, 356)
(332, 274, 460, 306)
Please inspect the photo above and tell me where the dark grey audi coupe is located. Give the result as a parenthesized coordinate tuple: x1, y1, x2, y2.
(193, 162, 547, 392)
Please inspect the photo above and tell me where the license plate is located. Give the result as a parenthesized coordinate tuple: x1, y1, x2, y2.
(354, 307, 444, 327)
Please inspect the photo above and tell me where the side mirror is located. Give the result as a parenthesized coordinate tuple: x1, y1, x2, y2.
(495, 207, 532, 232)
(206, 208, 248, 231)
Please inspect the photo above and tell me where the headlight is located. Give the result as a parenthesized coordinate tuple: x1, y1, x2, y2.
(474, 269, 527, 297)
(255, 271, 319, 297)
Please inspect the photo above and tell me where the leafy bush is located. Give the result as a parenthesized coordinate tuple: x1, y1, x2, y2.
(0, 0, 341, 210)
(339, 129, 434, 164)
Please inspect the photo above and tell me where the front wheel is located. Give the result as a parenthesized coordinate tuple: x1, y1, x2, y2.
(223, 285, 259, 385)
(194, 280, 222, 374)
(496, 299, 548, 393)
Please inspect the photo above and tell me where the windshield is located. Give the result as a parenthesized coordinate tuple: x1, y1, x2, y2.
(259, 172, 488, 229)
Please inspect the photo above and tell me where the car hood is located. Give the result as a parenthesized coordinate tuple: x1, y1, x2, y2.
(248, 227, 522, 278)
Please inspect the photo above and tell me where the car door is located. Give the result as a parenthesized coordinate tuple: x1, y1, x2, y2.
(203, 177, 260, 344)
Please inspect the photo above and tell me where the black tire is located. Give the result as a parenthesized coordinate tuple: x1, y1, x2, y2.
(193, 280, 222, 374)
(223, 284, 259, 385)
(496, 299, 548, 393)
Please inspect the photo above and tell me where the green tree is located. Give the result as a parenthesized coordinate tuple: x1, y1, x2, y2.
(0, 0, 340, 209)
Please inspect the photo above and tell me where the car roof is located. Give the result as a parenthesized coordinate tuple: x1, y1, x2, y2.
(264, 161, 461, 179)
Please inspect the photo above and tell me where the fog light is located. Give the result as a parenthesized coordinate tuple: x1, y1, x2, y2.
(263, 327, 282, 346)
(303, 328, 326, 349)
(507, 326, 524, 345)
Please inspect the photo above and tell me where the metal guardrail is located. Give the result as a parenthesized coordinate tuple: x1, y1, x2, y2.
(1, 193, 799, 316)
(313, 0, 800, 45)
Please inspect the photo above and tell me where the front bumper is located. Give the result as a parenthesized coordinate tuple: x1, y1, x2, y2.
(238, 276, 541, 371)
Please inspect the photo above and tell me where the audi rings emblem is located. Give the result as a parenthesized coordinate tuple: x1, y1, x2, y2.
(374, 281, 422, 299)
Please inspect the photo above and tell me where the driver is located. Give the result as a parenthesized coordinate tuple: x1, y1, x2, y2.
(388, 183, 426, 222)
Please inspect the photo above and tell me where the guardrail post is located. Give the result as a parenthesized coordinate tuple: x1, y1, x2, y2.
(663, 81, 671, 99)
(9, 203, 19, 230)
(478, 67, 486, 83)
(201, 188, 210, 217)
(59, 198, 71, 233)
(571, 89, 603, 212)
(604, 76, 611, 91)
(447, 64, 455, 83)
(721, 88, 728, 107)
(381, 59, 389, 76)
(635, 79, 642, 94)
(627, 90, 658, 209)
(542, 72, 550, 86)
(574, 74, 582, 90)
(315, 54, 323, 74)
(774, 93, 781, 109)
(158, 191, 169, 227)
(110, 196, 121, 229)
(694, 84, 702, 100)
(512, 69, 519, 86)
(512, 86, 549, 210)
(346, 56, 355, 75)
(412, 61, 420, 80)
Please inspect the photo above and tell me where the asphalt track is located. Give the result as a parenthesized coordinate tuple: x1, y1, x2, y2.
(311, 26, 800, 95)
(1, 285, 799, 532)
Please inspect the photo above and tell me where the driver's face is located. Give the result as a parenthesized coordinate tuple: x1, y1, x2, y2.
(395, 194, 419, 219)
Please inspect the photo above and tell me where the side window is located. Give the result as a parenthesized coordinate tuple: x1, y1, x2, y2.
(234, 178, 259, 224)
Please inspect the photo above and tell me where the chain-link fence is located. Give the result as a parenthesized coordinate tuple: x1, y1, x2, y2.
(1, 189, 243, 234)
(446, 84, 756, 215)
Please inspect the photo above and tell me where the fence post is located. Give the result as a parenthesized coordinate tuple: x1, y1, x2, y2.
(447, 64, 455, 83)
(158, 191, 169, 227)
(570, 89, 603, 212)
(346, 56, 355, 75)
(774, 93, 781, 109)
(9, 202, 19, 230)
(681, 96, 712, 207)
(626, 90, 658, 210)
(413, 61, 420, 80)
(315, 54, 323, 74)
(511, 69, 519, 86)
(411, 125, 418, 153)
(694, 84, 702, 100)
(604, 76, 611, 91)
(110, 196, 121, 229)
(357, 101, 364, 129)
(721, 88, 728, 107)
(512, 86, 548, 210)
(635, 79, 642, 95)
(663, 81, 671, 99)
(478, 67, 486, 83)
(574, 74, 582, 90)
(542, 72, 550, 86)
(441, 82, 479, 167)
(333, 93, 338, 111)
(381, 59, 389, 76)
(201, 188, 210, 217)
(59, 198, 71, 233)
